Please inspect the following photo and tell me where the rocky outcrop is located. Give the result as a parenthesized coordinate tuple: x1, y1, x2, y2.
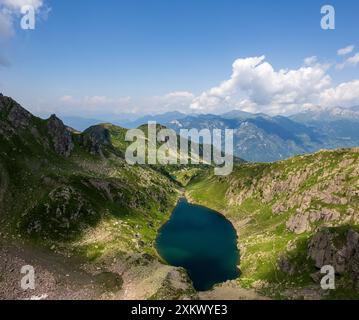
(308, 229, 359, 284)
(0, 95, 32, 129)
(81, 125, 112, 156)
(47, 115, 74, 157)
(286, 208, 341, 234)
(0, 97, 74, 156)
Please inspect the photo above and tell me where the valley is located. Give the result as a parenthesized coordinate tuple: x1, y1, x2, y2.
(1, 94, 359, 300)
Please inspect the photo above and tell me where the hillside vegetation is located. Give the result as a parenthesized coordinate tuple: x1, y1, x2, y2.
(186, 148, 359, 299)
(0, 95, 196, 300)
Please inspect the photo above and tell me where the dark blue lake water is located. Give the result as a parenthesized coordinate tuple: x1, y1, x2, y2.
(156, 198, 240, 291)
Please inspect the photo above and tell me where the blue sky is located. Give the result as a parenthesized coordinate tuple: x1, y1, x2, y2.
(1, 0, 359, 117)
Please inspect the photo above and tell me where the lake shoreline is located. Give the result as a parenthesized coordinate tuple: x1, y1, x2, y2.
(155, 196, 240, 291)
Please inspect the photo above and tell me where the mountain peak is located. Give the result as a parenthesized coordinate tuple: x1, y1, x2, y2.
(0, 95, 33, 130)
(47, 113, 74, 157)
(49, 113, 60, 120)
(81, 125, 113, 156)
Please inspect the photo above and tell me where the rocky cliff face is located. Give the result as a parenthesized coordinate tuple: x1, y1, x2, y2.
(0, 96, 75, 157)
(0, 95, 32, 130)
(47, 115, 74, 157)
(308, 228, 359, 284)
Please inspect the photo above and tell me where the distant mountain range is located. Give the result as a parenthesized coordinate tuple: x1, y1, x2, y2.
(61, 106, 359, 163)
(159, 106, 359, 162)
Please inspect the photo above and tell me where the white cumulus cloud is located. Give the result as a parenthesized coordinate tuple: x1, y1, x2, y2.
(190, 56, 332, 115)
(319, 80, 359, 108)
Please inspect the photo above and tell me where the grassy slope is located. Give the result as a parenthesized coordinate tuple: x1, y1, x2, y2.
(186, 148, 359, 299)
(0, 96, 202, 300)
(0, 99, 180, 260)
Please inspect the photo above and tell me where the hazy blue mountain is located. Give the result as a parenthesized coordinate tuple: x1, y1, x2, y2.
(289, 106, 359, 150)
(165, 108, 359, 162)
(290, 106, 359, 123)
(164, 113, 322, 162)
